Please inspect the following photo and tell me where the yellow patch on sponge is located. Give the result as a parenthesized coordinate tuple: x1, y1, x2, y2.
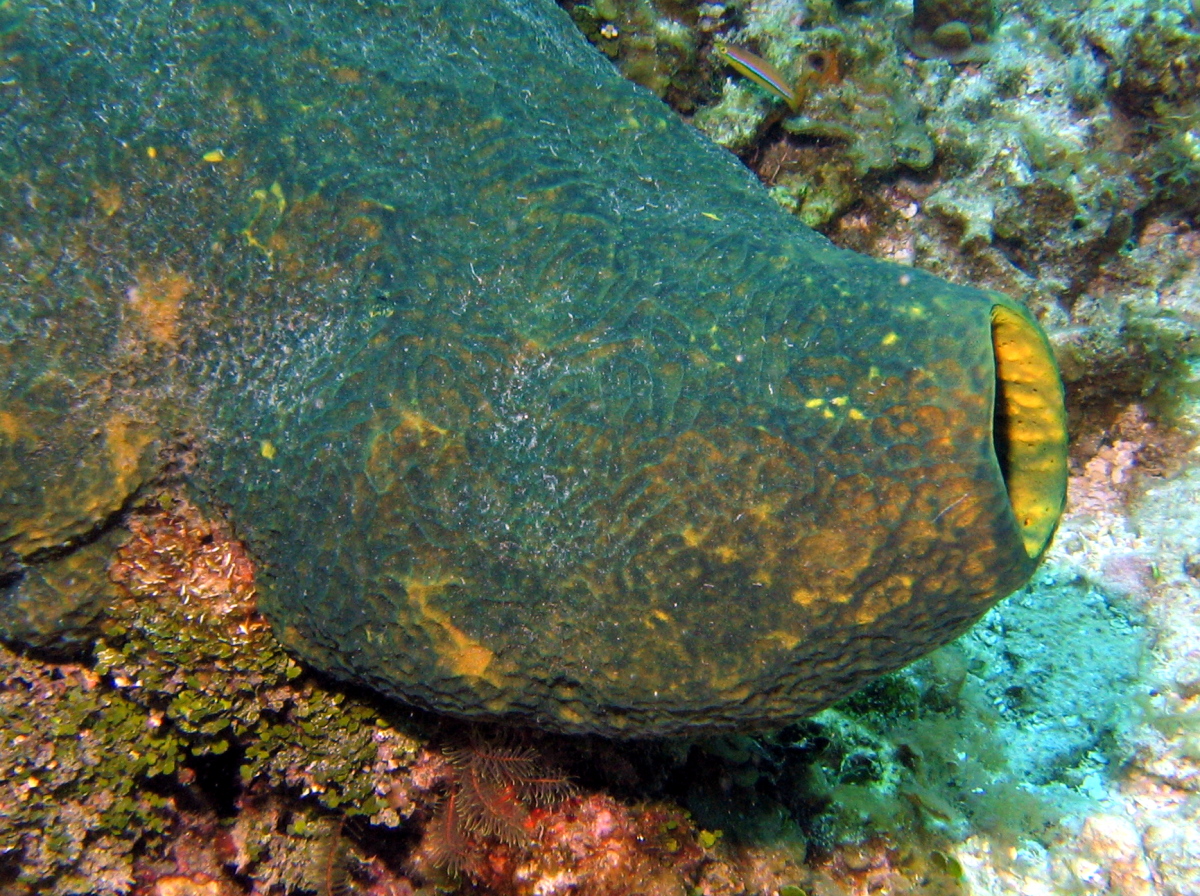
(0, 409, 25, 442)
(405, 575, 498, 682)
(101, 413, 156, 510)
(127, 266, 193, 346)
(92, 183, 123, 217)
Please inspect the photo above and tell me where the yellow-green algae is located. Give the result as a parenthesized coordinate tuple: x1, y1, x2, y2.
(0, 494, 421, 895)
(0, 0, 1066, 737)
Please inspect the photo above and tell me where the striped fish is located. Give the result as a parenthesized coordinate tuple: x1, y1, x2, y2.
(714, 42, 800, 111)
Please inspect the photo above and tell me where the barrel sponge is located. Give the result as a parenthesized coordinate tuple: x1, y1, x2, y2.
(0, 0, 1067, 736)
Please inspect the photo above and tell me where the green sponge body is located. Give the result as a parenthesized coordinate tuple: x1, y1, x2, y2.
(0, 0, 1065, 735)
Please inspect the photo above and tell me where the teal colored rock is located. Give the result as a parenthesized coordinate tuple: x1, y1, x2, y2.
(0, 0, 1066, 736)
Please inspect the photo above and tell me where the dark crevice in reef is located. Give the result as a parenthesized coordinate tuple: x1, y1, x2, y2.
(183, 741, 247, 819)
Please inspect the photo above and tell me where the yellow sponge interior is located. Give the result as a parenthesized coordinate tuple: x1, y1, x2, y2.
(990, 304, 1069, 559)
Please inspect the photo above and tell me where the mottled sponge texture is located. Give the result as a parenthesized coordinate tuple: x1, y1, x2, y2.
(0, 0, 1065, 735)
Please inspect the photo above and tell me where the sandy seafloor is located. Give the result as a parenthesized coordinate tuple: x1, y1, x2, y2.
(2, 0, 1200, 893)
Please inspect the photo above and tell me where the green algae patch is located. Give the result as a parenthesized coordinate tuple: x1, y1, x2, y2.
(0, 648, 184, 895)
(0, 494, 423, 894)
(99, 495, 421, 816)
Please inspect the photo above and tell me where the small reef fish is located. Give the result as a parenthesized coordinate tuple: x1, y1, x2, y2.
(714, 42, 800, 111)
